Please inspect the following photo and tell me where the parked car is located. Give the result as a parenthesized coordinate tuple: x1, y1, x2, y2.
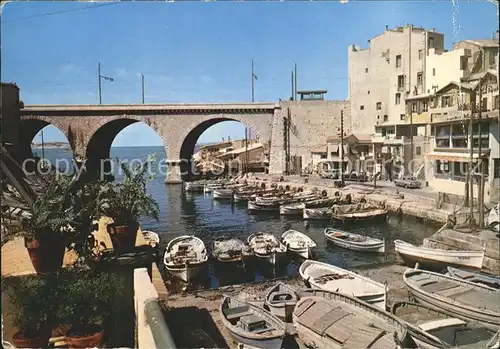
(347, 171, 368, 182)
(394, 176, 421, 189)
(320, 169, 341, 179)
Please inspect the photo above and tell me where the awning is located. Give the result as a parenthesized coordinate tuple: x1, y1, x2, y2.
(426, 150, 490, 162)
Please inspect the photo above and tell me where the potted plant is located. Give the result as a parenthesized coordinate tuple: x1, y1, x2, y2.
(105, 155, 160, 254)
(3, 275, 56, 348)
(57, 268, 123, 348)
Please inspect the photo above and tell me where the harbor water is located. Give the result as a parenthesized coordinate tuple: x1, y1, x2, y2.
(38, 146, 441, 290)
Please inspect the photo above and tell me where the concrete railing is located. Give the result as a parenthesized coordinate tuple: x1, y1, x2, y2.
(134, 268, 176, 349)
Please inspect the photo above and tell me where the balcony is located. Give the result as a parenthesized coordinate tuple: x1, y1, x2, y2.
(406, 112, 430, 124)
(384, 135, 405, 145)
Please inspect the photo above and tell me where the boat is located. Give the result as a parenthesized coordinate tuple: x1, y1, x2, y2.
(324, 228, 385, 253)
(446, 266, 500, 289)
(234, 189, 277, 202)
(394, 239, 485, 270)
(331, 203, 388, 222)
(392, 301, 498, 349)
(248, 200, 279, 212)
(403, 268, 500, 330)
(293, 289, 409, 349)
(163, 235, 208, 283)
(281, 230, 317, 259)
(185, 181, 206, 192)
(279, 202, 305, 216)
(247, 233, 287, 265)
(487, 203, 499, 233)
(264, 282, 298, 322)
(303, 207, 332, 220)
(142, 230, 160, 249)
(298, 260, 387, 310)
(213, 188, 234, 199)
(220, 296, 286, 349)
(212, 237, 252, 264)
(303, 198, 336, 208)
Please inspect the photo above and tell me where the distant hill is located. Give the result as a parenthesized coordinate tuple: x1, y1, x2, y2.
(32, 141, 70, 149)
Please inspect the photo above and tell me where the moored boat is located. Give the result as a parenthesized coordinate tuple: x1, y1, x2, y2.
(303, 207, 332, 220)
(299, 259, 387, 310)
(394, 239, 485, 270)
(142, 230, 160, 249)
(446, 266, 500, 289)
(331, 204, 388, 222)
(324, 228, 385, 253)
(281, 229, 317, 259)
(212, 237, 252, 264)
(403, 268, 500, 331)
(185, 181, 206, 192)
(264, 282, 298, 322)
(220, 296, 286, 349)
(248, 200, 279, 212)
(213, 188, 234, 199)
(279, 203, 305, 216)
(293, 289, 409, 349)
(391, 300, 498, 349)
(163, 235, 208, 283)
(247, 233, 287, 265)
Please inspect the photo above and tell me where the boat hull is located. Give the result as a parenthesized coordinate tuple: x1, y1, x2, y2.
(395, 240, 484, 270)
(403, 269, 500, 331)
(226, 329, 283, 349)
(303, 208, 332, 220)
(332, 209, 388, 222)
(213, 189, 234, 199)
(287, 246, 311, 259)
(324, 229, 385, 253)
(279, 205, 304, 216)
(165, 261, 207, 283)
(447, 266, 500, 289)
(254, 250, 286, 265)
(248, 201, 278, 211)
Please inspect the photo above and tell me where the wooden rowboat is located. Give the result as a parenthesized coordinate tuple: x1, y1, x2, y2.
(220, 296, 286, 349)
(446, 266, 500, 289)
(293, 289, 409, 349)
(212, 237, 252, 264)
(324, 228, 385, 253)
(264, 282, 298, 322)
(163, 235, 208, 283)
(247, 233, 287, 265)
(394, 239, 485, 270)
(303, 207, 332, 220)
(281, 230, 317, 259)
(299, 260, 387, 310)
(403, 268, 500, 331)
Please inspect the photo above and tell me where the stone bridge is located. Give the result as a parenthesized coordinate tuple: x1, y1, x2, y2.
(20, 103, 279, 182)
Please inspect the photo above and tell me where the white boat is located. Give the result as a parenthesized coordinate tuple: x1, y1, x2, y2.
(293, 289, 408, 349)
(248, 200, 279, 212)
(185, 181, 205, 192)
(332, 207, 388, 222)
(298, 260, 387, 310)
(247, 233, 287, 265)
(220, 296, 286, 349)
(446, 266, 500, 289)
(488, 203, 499, 232)
(324, 228, 385, 253)
(163, 235, 208, 283)
(212, 237, 252, 264)
(394, 239, 485, 270)
(279, 203, 305, 215)
(392, 301, 499, 349)
(303, 207, 332, 220)
(142, 230, 160, 249)
(213, 188, 234, 199)
(264, 282, 298, 322)
(281, 230, 317, 259)
(403, 268, 500, 331)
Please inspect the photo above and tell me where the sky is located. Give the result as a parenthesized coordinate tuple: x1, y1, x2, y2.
(2, 0, 498, 147)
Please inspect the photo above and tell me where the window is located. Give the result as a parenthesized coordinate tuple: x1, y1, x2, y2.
(396, 55, 402, 68)
(436, 125, 451, 138)
(395, 93, 401, 105)
(411, 102, 417, 113)
(417, 72, 423, 86)
(473, 138, 489, 149)
(452, 139, 467, 148)
(416, 146, 421, 155)
(368, 90, 370, 95)
(360, 105, 364, 110)
(384, 115, 388, 122)
(460, 56, 468, 70)
(494, 159, 500, 179)
(494, 95, 499, 110)
(320, 154, 327, 159)
(400, 114, 405, 121)
(489, 51, 496, 66)
(376, 102, 382, 110)
(441, 96, 452, 107)
(377, 115, 380, 120)
(428, 36, 434, 49)
(436, 139, 450, 148)
(421, 100, 428, 112)
(436, 160, 449, 173)
(433, 68, 436, 76)
(398, 75, 405, 90)
(365, 67, 369, 73)
(418, 50, 423, 60)
(482, 97, 488, 111)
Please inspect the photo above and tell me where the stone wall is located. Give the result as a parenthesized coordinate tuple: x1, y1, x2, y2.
(269, 100, 350, 174)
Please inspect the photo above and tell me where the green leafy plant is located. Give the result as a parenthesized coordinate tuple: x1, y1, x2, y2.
(56, 268, 124, 337)
(106, 154, 160, 225)
(3, 275, 57, 337)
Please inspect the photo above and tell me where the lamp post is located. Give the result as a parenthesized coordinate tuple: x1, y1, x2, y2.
(98, 62, 114, 104)
(251, 59, 257, 102)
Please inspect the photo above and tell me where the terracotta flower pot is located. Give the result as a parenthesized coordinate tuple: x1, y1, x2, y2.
(65, 327, 104, 349)
(12, 330, 50, 348)
(107, 222, 138, 255)
(25, 237, 65, 274)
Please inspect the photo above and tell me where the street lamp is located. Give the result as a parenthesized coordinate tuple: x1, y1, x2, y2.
(98, 62, 114, 104)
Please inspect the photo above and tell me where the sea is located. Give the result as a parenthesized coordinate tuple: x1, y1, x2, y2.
(36, 146, 440, 290)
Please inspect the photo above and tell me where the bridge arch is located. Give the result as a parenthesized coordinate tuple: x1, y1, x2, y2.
(84, 116, 168, 180)
(178, 116, 267, 181)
